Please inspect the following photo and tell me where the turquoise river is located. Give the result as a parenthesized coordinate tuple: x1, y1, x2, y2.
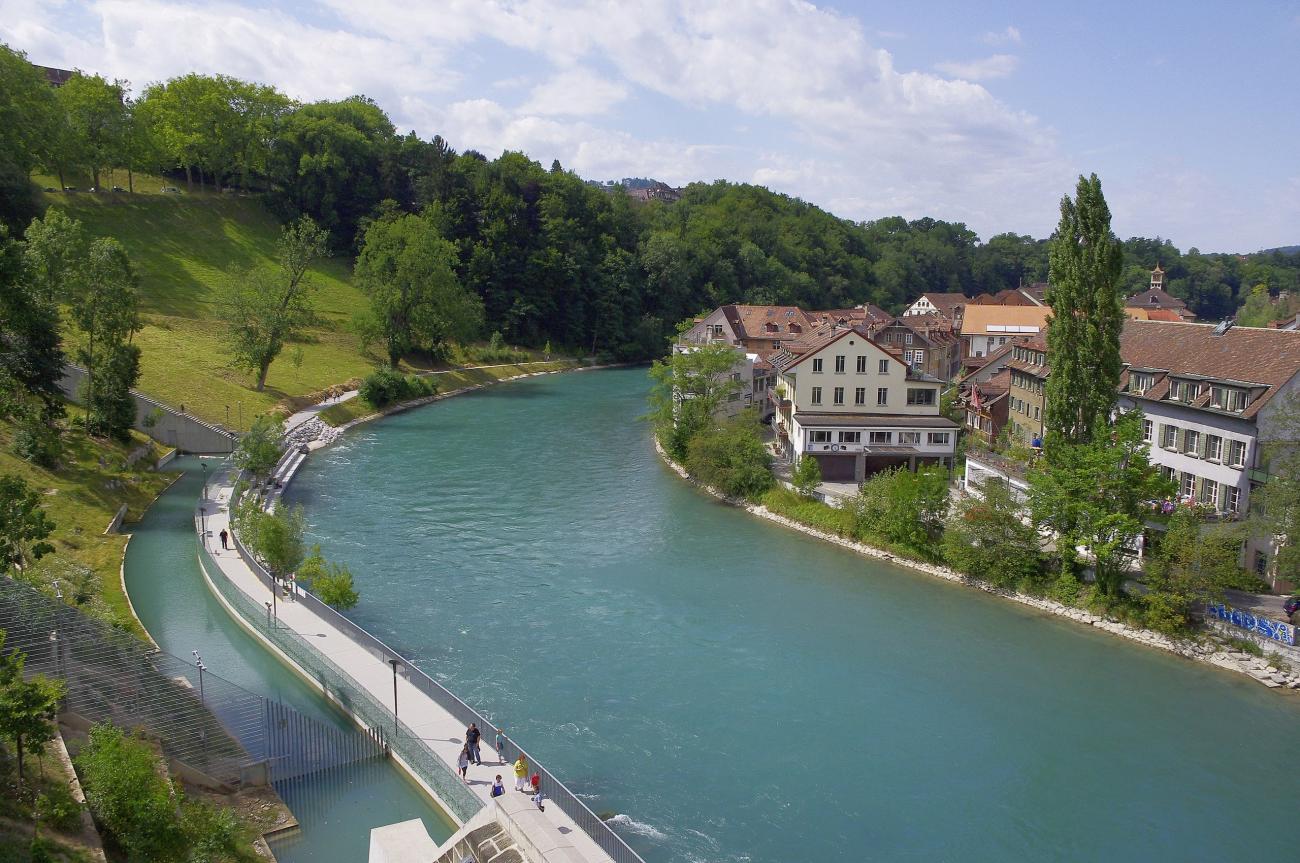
(127, 368, 1300, 862)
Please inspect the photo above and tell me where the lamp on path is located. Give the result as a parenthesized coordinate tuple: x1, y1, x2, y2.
(389, 658, 401, 736)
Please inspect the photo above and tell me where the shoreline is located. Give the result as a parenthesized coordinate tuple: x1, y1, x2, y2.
(653, 437, 1300, 694)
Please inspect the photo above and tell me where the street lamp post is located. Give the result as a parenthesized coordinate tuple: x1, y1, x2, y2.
(388, 659, 400, 736)
(192, 650, 206, 707)
(201, 460, 208, 499)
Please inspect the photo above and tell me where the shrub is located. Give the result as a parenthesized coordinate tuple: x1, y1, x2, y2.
(358, 369, 437, 409)
(850, 465, 949, 559)
(791, 454, 822, 498)
(36, 781, 84, 834)
(760, 487, 858, 537)
(76, 724, 189, 861)
(941, 479, 1046, 588)
(11, 413, 61, 468)
(683, 415, 773, 500)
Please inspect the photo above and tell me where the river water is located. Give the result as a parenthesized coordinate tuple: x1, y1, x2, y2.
(285, 367, 1300, 863)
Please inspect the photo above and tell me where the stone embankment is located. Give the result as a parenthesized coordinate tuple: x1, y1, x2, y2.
(655, 439, 1300, 693)
(283, 417, 342, 450)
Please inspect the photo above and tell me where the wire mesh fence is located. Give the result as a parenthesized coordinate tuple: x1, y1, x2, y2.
(0, 576, 385, 790)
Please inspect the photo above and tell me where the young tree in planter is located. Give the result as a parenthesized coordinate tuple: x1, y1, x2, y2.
(791, 452, 822, 498)
(647, 343, 745, 460)
(0, 634, 64, 788)
(0, 474, 56, 576)
(1028, 411, 1171, 597)
(246, 504, 306, 588)
(221, 215, 329, 391)
(942, 478, 1045, 587)
(233, 414, 283, 478)
(297, 545, 360, 609)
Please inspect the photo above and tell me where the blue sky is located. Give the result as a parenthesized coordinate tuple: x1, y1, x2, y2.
(5, 0, 1298, 251)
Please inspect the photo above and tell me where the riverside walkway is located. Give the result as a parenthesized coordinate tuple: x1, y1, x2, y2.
(197, 469, 620, 863)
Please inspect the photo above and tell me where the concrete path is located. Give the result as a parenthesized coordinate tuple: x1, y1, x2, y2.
(284, 390, 359, 433)
(198, 471, 613, 863)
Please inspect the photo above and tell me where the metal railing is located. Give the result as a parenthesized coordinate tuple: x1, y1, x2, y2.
(217, 473, 647, 863)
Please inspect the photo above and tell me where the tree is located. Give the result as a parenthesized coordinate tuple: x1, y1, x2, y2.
(242, 503, 306, 585)
(22, 208, 87, 305)
(75, 724, 191, 861)
(942, 479, 1045, 587)
(2, 224, 65, 419)
(222, 215, 329, 390)
(1028, 411, 1171, 595)
(0, 634, 64, 787)
(646, 342, 745, 460)
(72, 238, 141, 439)
(791, 452, 822, 498)
(0, 475, 56, 576)
(0, 43, 58, 228)
(682, 413, 774, 499)
(55, 73, 130, 191)
(1143, 508, 1241, 635)
(851, 465, 949, 556)
(354, 213, 483, 366)
(233, 414, 283, 478)
(296, 545, 360, 609)
(1251, 391, 1300, 581)
(1043, 174, 1125, 445)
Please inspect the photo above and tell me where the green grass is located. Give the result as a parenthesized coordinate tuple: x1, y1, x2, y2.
(317, 361, 582, 427)
(38, 184, 389, 428)
(0, 413, 172, 635)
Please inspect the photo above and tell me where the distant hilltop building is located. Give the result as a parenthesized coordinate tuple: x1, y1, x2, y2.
(624, 180, 682, 204)
(1125, 264, 1196, 321)
(33, 63, 74, 87)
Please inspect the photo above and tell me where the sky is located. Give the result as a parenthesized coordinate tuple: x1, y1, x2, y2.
(4, 0, 1298, 252)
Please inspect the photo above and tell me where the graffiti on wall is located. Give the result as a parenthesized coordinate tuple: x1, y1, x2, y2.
(1208, 604, 1296, 646)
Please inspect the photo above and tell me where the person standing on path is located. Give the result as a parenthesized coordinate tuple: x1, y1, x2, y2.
(496, 728, 507, 764)
(458, 745, 470, 783)
(219, 528, 229, 550)
(513, 755, 529, 792)
(466, 722, 482, 766)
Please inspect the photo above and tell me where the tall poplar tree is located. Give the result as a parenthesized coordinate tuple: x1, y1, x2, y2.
(1043, 174, 1125, 445)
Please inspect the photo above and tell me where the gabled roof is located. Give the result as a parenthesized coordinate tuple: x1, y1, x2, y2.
(1125, 287, 1189, 312)
(721, 305, 816, 340)
(959, 304, 1051, 336)
(911, 292, 968, 316)
(1119, 320, 1300, 419)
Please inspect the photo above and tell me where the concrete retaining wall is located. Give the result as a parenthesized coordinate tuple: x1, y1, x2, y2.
(59, 365, 238, 453)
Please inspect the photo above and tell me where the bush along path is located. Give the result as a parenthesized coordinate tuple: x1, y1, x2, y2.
(653, 436, 1300, 693)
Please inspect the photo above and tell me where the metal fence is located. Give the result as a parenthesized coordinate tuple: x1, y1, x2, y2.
(222, 469, 647, 863)
(0, 576, 385, 790)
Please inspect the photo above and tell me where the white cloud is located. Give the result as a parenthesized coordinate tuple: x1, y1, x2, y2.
(981, 26, 1022, 46)
(934, 54, 1019, 81)
(524, 67, 627, 116)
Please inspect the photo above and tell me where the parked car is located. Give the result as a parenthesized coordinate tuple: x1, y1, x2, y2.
(111, 185, 126, 192)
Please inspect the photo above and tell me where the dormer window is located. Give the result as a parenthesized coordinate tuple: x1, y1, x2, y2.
(1130, 372, 1153, 394)
(1229, 389, 1247, 412)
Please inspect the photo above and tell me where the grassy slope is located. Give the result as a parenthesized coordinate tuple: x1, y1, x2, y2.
(38, 184, 386, 428)
(0, 413, 172, 634)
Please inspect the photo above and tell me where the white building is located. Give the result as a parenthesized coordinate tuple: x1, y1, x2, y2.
(769, 325, 958, 483)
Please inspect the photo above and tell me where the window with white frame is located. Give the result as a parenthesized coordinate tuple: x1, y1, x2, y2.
(812, 358, 823, 373)
(1130, 372, 1154, 394)
(1210, 386, 1225, 408)
(967, 411, 979, 428)
(899, 431, 921, 445)
(854, 387, 866, 405)
(1142, 419, 1153, 442)
(1229, 389, 1248, 411)
(809, 430, 831, 443)
(878, 359, 890, 374)
(1161, 424, 1177, 448)
(856, 356, 867, 373)
(811, 386, 822, 405)
(1229, 439, 1246, 467)
(869, 431, 893, 444)
(1184, 429, 1200, 456)
(1227, 486, 1241, 512)
(835, 355, 846, 373)
(1199, 479, 1218, 506)
(1205, 434, 1222, 462)
(1180, 473, 1195, 499)
(833, 387, 845, 405)
(839, 431, 861, 443)
(877, 387, 888, 406)
(927, 432, 951, 445)
(906, 388, 936, 406)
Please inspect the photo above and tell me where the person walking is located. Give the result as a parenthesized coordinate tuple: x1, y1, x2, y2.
(466, 722, 482, 766)
(513, 754, 529, 792)
(496, 728, 507, 764)
(457, 745, 470, 783)
(219, 528, 229, 550)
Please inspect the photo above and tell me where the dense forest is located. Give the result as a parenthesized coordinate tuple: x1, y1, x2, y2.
(3, 42, 1299, 363)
